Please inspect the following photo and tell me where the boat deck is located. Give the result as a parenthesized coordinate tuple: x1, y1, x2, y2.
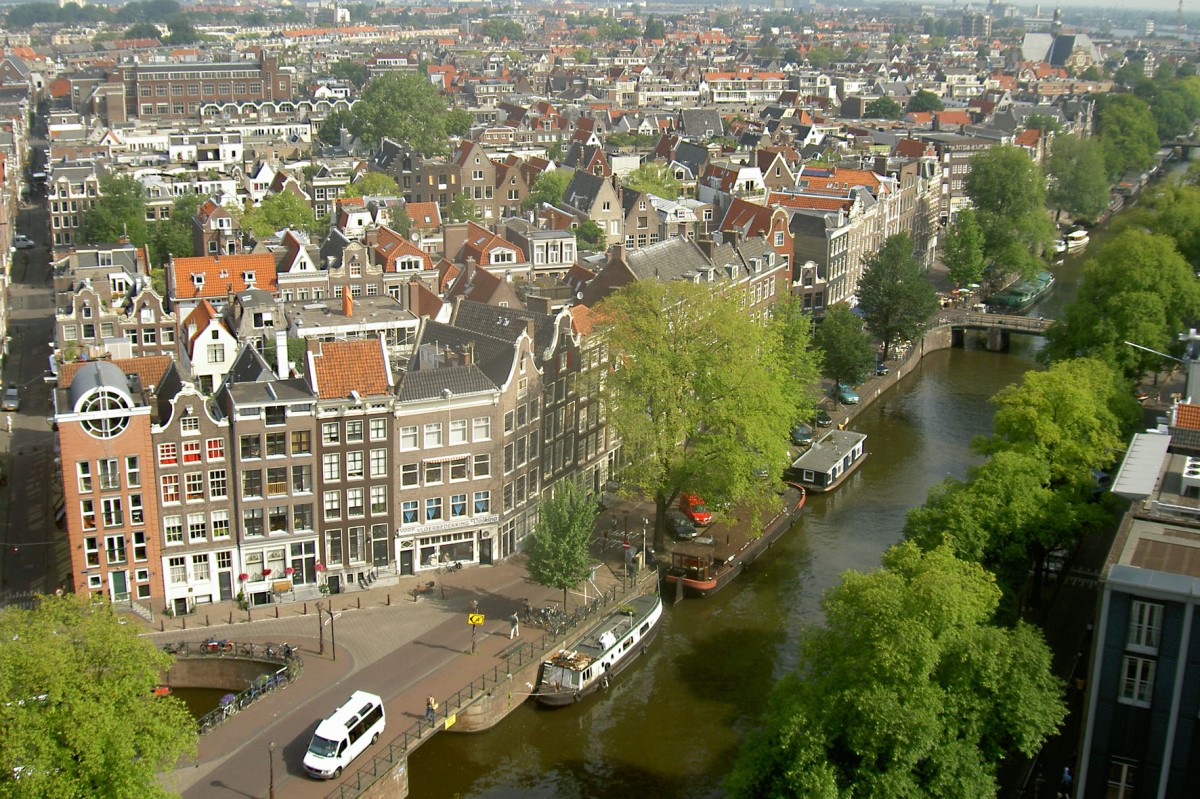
(545, 593, 661, 672)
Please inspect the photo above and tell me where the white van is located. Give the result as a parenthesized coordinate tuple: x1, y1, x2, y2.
(303, 691, 386, 779)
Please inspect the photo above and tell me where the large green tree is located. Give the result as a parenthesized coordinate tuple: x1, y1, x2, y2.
(964, 145, 1056, 279)
(1042, 229, 1200, 379)
(573, 220, 605, 251)
(445, 192, 480, 223)
(82, 174, 148, 247)
(726, 543, 1065, 799)
(240, 191, 321, 239)
(525, 480, 600, 610)
(907, 88, 944, 112)
(1094, 93, 1159, 178)
(522, 169, 569, 212)
(349, 72, 467, 155)
(148, 193, 202, 270)
(813, 304, 875, 390)
(856, 233, 939, 359)
(0, 594, 196, 797)
(316, 109, 355, 146)
(864, 96, 903, 120)
(344, 171, 399, 197)
(621, 162, 682, 199)
(596, 281, 815, 549)
(1045, 134, 1110, 223)
(941, 208, 986, 288)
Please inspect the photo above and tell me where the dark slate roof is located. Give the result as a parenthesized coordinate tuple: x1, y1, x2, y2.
(673, 140, 709, 176)
(397, 364, 496, 402)
(412, 319, 518, 387)
(452, 300, 555, 353)
(562, 169, 606, 212)
(679, 108, 724, 140)
(220, 344, 314, 405)
(625, 237, 712, 281)
(1048, 35, 1076, 67)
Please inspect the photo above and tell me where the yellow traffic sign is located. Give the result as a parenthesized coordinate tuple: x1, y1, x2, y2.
(468, 613, 485, 626)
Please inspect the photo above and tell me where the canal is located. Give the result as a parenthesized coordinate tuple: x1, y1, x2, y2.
(407, 185, 1147, 797)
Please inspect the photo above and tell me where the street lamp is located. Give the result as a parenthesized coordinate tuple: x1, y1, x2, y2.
(268, 741, 276, 799)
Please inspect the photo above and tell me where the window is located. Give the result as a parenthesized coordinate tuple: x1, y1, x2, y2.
(185, 472, 204, 502)
(370, 418, 387, 441)
(324, 491, 342, 520)
(1128, 600, 1163, 653)
(291, 430, 311, 454)
(504, 410, 515, 434)
(182, 441, 201, 464)
(81, 499, 97, 530)
(206, 438, 225, 460)
(326, 530, 343, 566)
(322, 453, 341, 481)
(159, 443, 178, 466)
(209, 469, 227, 498)
(1107, 761, 1136, 799)
(188, 513, 207, 542)
(1119, 656, 1155, 707)
(425, 462, 443, 484)
(242, 469, 262, 498)
(97, 459, 120, 490)
(349, 527, 366, 564)
(322, 422, 340, 445)
(346, 451, 364, 479)
(105, 534, 126, 564)
(267, 467, 288, 496)
(126, 456, 141, 487)
(192, 554, 210, 581)
(400, 425, 419, 450)
(449, 458, 468, 481)
(181, 416, 199, 434)
(473, 453, 490, 477)
(293, 504, 313, 531)
(269, 505, 288, 533)
(474, 490, 490, 514)
(425, 497, 442, 521)
(211, 510, 230, 539)
(473, 416, 491, 441)
(449, 419, 468, 444)
(161, 474, 180, 504)
(132, 530, 147, 561)
(169, 556, 187, 585)
(77, 461, 93, 493)
(451, 493, 467, 518)
(370, 448, 387, 478)
(346, 488, 364, 517)
(424, 423, 442, 448)
(292, 464, 312, 493)
(401, 463, 418, 487)
(370, 485, 387, 515)
(240, 434, 261, 459)
(164, 516, 183, 544)
(129, 494, 144, 525)
(266, 432, 286, 457)
(346, 420, 364, 443)
(243, 508, 264, 537)
(401, 500, 419, 525)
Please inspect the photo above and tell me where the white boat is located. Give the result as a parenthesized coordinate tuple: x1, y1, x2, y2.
(535, 593, 663, 707)
(1066, 229, 1089, 252)
(1053, 239, 1068, 255)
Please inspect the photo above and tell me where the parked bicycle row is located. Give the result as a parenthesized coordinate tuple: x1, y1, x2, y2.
(161, 639, 297, 660)
(521, 587, 619, 636)
(196, 660, 301, 736)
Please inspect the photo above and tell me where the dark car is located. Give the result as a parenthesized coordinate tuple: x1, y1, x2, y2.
(813, 409, 832, 428)
(1, 384, 19, 412)
(791, 423, 813, 447)
(666, 510, 698, 540)
(875, 362, 890, 377)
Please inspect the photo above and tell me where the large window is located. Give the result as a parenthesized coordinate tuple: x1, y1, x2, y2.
(369, 418, 387, 441)
(209, 469, 227, 499)
(473, 454, 490, 477)
(346, 488, 365, 518)
(474, 490, 490, 514)
(242, 469, 262, 498)
(326, 530, 343, 566)
(1128, 600, 1163, 653)
(324, 491, 342, 520)
(291, 430, 311, 454)
(401, 500, 418, 525)
(1118, 656, 1155, 707)
(1107, 761, 1136, 799)
(424, 423, 442, 448)
(401, 463, 418, 487)
(292, 464, 312, 493)
(449, 419, 468, 444)
(322, 421, 340, 445)
(425, 497, 442, 521)
(346, 420, 364, 443)
(164, 516, 183, 544)
(243, 508, 264, 538)
(185, 472, 204, 502)
(240, 434, 261, 459)
(346, 451, 364, 479)
(400, 426, 418, 450)
(323, 453, 341, 481)
(370, 485, 387, 515)
(370, 448, 387, 478)
(161, 475, 180, 504)
(473, 416, 491, 441)
(98, 458, 120, 490)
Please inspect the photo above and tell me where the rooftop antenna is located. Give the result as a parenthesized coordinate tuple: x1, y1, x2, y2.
(1179, 0, 1184, 44)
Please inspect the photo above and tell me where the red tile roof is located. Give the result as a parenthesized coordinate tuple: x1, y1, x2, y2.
(59, 355, 173, 394)
(170, 254, 278, 300)
(1176, 403, 1200, 430)
(311, 339, 391, 399)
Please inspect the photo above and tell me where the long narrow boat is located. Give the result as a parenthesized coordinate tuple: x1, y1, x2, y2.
(534, 593, 663, 707)
(663, 482, 806, 598)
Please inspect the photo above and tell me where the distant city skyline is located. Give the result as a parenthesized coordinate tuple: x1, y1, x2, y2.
(926, 0, 1193, 14)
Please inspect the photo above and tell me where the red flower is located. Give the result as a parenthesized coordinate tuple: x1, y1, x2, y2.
(238, 573, 249, 582)
(284, 567, 295, 576)
(262, 568, 272, 576)
(315, 562, 326, 572)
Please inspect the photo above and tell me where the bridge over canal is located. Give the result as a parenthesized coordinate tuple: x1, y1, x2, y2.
(938, 311, 1055, 352)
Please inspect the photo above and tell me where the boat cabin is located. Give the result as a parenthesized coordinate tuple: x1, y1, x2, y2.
(786, 430, 867, 492)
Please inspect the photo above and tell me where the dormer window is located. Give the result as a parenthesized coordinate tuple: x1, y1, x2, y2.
(191, 273, 204, 289)
(243, 272, 255, 285)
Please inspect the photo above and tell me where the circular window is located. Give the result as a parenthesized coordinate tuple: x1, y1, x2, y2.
(79, 389, 131, 439)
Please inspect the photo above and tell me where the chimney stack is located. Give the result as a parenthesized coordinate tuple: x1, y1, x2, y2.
(274, 327, 288, 379)
(342, 290, 353, 318)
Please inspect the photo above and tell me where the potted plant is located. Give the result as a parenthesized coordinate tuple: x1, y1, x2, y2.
(236, 590, 247, 611)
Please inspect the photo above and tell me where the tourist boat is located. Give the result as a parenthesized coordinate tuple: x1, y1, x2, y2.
(534, 593, 663, 707)
(1065, 229, 1089, 252)
(785, 430, 868, 493)
(663, 483, 806, 598)
(986, 270, 1055, 312)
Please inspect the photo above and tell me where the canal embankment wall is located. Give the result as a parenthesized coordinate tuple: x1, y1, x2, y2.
(833, 323, 955, 430)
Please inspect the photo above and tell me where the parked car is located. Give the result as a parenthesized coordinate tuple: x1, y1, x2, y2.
(678, 493, 712, 526)
(791, 423, 813, 447)
(813, 409, 833, 428)
(666, 510, 698, 541)
(12, 235, 34, 250)
(2, 384, 19, 411)
(835, 384, 860, 405)
(875, 362, 890, 377)
(1134, 387, 1150, 403)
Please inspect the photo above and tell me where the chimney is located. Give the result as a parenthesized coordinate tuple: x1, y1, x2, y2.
(342, 291, 353, 318)
(274, 327, 288, 379)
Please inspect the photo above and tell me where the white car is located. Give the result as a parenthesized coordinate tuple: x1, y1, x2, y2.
(13, 235, 34, 250)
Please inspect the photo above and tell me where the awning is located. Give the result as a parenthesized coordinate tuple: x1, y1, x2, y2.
(1111, 432, 1172, 500)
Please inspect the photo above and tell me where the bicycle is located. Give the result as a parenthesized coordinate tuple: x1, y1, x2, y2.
(438, 560, 463, 574)
(239, 642, 256, 657)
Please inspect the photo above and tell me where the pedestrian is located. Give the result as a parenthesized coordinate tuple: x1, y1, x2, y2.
(425, 695, 437, 723)
(5, 415, 10, 434)
(509, 611, 520, 639)
(1059, 765, 1072, 797)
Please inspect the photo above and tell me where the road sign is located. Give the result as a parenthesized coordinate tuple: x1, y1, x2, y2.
(467, 613, 485, 626)
(621, 540, 631, 550)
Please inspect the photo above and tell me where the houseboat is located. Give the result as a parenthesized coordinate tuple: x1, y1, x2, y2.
(664, 483, 806, 598)
(785, 430, 868, 493)
(1065, 229, 1089, 252)
(986, 271, 1055, 312)
(534, 593, 663, 707)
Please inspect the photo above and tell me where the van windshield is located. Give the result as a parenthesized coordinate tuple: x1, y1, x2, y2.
(307, 735, 339, 758)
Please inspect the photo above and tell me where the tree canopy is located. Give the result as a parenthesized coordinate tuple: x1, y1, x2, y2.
(316, 109, 355, 146)
(595, 281, 816, 549)
(239, 191, 322, 239)
(525, 480, 600, 609)
(864, 96, 903, 120)
(344, 172, 399, 198)
(148, 193, 202, 273)
(573, 220, 605, 251)
(855, 233, 939, 359)
(0, 594, 196, 797)
(1094, 93, 1159, 178)
(522, 170, 569, 212)
(726, 543, 1065, 799)
(348, 72, 468, 156)
(1045, 134, 1110, 223)
(82, 175, 149, 248)
(942, 209, 987, 288)
(621, 162, 683, 199)
(445, 192, 480, 223)
(964, 145, 1056, 278)
(813, 304, 875, 389)
(907, 89, 944, 113)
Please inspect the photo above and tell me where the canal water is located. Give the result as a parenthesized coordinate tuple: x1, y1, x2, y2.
(408, 193, 1144, 797)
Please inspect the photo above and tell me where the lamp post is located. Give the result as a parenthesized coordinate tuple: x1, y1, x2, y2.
(268, 741, 276, 799)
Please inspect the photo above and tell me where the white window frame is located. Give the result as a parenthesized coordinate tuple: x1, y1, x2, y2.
(1118, 655, 1155, 708)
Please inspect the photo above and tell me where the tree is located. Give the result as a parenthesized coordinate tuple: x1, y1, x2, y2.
(349, 72, 463, 155)
(864, 96, 902, 120)
(806, 44, 839, 69)
(164, 14, 198, 44)
(0, 594, 196, 797)
(344, 172, 398, 197)
(240, 191, 319, 239)
(480, 18, 524, 42)
(148, 193, 202, 269)
(317, 109, 355, 146)
(1079, 65, 1103, 81)
(643, 14, 666, 40)
(595, 281, 813, 551)
(726, 543, 1066, 799)
(330, 59, 368, 89)
(1045, 134, 1110, 223)
(1095, 93, 1159, 178)
(813, 304, 875, 390)
(964, 145, 1056, 278)
(1023, 113, 1062, 135)
(521, 169, 569, 212)
(942, 208, 986, 288)
(620, 162, 682, 199)
(573, 220, 605, 251)
(856, 233, 939, 359)
(525, 480, 599, 610)
(907, 88, 944, 113)
(82, 174, 148, 247)
(444, 192, 479, 223)
(122, 22, 161, 40)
